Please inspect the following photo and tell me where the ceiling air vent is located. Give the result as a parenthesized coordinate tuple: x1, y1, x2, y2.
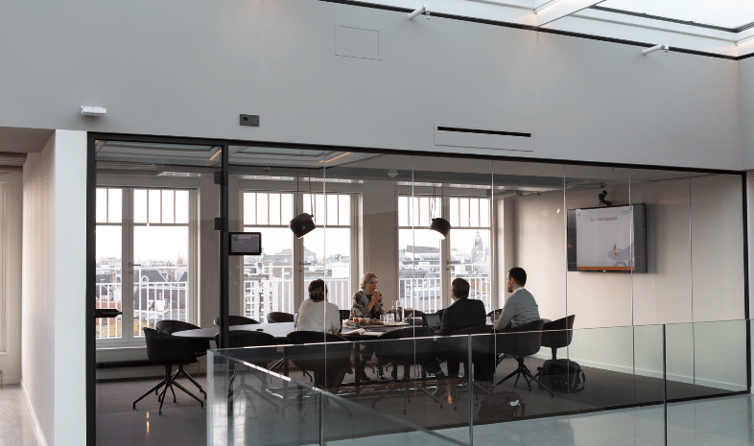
(434, 124, 534, 152)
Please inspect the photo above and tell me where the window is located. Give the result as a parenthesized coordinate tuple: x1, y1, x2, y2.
(398, 194, 493, 313)
(449, 197, 492, 310)
(96, 187, 195, 343)
(242, 192, 295, 321)
(242, 190, 356, 321)
(398, 195, 443, 313)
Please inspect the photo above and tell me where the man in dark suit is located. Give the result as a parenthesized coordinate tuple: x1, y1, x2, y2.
(439, 278, 487, 379)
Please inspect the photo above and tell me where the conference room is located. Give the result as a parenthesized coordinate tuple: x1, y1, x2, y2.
(92, 137, 747, 446)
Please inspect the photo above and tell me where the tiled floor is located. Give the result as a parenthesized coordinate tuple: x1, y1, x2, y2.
(322, 394, 754, 446)
(10, 376, 754, 445)
(0, 385, 42, 446)
(437, 394, 754, 446)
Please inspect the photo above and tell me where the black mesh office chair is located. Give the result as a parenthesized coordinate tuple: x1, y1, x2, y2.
(371, 326, 445, 414)
(213, 315, 261, 327)
(284, 331, 354, 416)
(442, 324, 495, 382)
(439, 324, 496, 409)
(540, 315, 575, 360)
(495, 319, 553, 397)
(267, 312, 295, 323)
(155, 320, 209, 398)
(133, 328, 204, 414)
(215, 330, 280, 410)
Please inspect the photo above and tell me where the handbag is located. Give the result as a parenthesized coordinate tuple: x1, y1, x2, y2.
(476, 392, 525, 420)
(535, 359, 586, 393)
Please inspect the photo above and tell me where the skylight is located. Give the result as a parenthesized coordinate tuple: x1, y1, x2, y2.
(594, 0, 754, 31)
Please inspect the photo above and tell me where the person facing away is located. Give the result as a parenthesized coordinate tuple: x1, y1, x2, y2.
(294, 279, 352, 391)
(439, 278, 488, 380)
(351, 272, 383, 320)
(494, 267, 540, 331)
(439, 278, 487, 335)
(295, 279, 341, 334)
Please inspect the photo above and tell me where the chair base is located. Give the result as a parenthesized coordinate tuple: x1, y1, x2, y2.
(371, 365, 444, 415)
(227, 366, 280, 412)
(172, 364, 206, 399)
(496, 357, 554, 398)
(134, 365, 205, 415)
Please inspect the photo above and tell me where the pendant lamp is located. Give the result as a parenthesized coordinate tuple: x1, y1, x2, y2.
(429, 185, 450, 239)
(430, 217, 451, 240)
(289, 170, 316, 239)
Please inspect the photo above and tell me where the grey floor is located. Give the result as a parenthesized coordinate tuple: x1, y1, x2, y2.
(5, 377, 754, 446)
(216, 391, 754, 446)
(0, 385, 43, 446)
(436, 394, 754, 446)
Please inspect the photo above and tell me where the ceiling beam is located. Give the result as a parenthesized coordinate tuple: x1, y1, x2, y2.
(535, 0, 604, 27)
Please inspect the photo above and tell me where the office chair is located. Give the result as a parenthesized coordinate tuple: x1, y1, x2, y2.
(133, 328, 204, 414)
(371, 326, 445, 414)
(214, 330, 280, 411)
(155, 320, 209, 398)
(284, 331, 354, 416)
(267, 312, 295, 323)
(495, 319, 553, 397)
(540, 315, 575, 360)
(213, 315, 261, 327)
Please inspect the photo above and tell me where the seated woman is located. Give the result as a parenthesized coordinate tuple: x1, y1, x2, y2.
(350, 272, 383, 381)
(295, 279, 352, 390)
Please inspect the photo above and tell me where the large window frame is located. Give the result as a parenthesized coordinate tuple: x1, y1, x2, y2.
(95, 176, 199, 347)
(238, 179, 361, 319)
(398, 185, 495, 313)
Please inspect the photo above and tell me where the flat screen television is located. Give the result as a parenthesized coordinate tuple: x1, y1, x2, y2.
(229, 232, 262, 256)
(567, 204, 647, 272)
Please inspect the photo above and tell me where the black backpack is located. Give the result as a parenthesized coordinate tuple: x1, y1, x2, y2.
(476, 392, 525, 420)
(535, 359, 586, 393)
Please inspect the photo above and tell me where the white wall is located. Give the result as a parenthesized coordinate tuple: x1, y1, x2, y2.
(513, 173, 746, 389)
(362, 180, 399, 306)
(0, 0, 741, 170)
(740, 57, 754, 170)
(22, 130, 87, 446)
(0, 168, 23, 384)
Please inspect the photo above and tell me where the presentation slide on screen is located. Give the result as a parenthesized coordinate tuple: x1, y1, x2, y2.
(575, 206, 635, 271)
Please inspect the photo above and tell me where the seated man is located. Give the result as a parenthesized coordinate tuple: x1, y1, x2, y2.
(494, 267, 540, 331)
(439, 278, 487, 379)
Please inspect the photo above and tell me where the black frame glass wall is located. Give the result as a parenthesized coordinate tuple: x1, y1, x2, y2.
(87, 133, 750, 446)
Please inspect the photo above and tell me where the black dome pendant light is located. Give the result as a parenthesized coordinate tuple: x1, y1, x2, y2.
(289, 169, 316, 239)
(430, 217, 451, 239)
(429, 184, 450, 239)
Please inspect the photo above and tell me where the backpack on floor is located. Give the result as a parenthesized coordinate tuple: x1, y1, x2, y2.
(476, 392, 525, 420)
(535, 359, 585, 393)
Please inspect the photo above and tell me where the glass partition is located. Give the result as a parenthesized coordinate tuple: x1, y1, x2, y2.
(91, 137, 748, 446)
(210, 320, 749, 446)
(209, 347, 465, 446)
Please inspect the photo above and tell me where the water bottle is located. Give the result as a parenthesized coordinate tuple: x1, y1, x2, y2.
(395, 300, 403, 322)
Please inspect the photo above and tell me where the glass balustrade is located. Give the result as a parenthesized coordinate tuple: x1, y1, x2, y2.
(208, 319, 750, 446)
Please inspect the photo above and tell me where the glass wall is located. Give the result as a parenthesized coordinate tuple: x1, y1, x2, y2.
(91, 137, 747, 446)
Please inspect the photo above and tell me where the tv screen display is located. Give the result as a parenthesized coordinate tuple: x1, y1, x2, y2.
(567, 204, 647, 272)
(229, 232, 262, 256)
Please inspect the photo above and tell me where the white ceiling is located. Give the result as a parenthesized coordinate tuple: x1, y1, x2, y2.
(361, 0, 754, 57)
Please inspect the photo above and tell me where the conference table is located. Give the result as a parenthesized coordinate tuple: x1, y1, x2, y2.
(173, 321, 412, 388)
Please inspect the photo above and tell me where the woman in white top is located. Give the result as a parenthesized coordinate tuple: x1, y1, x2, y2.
(294, 280, 352, 390)
(295, 279, 342, 334)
